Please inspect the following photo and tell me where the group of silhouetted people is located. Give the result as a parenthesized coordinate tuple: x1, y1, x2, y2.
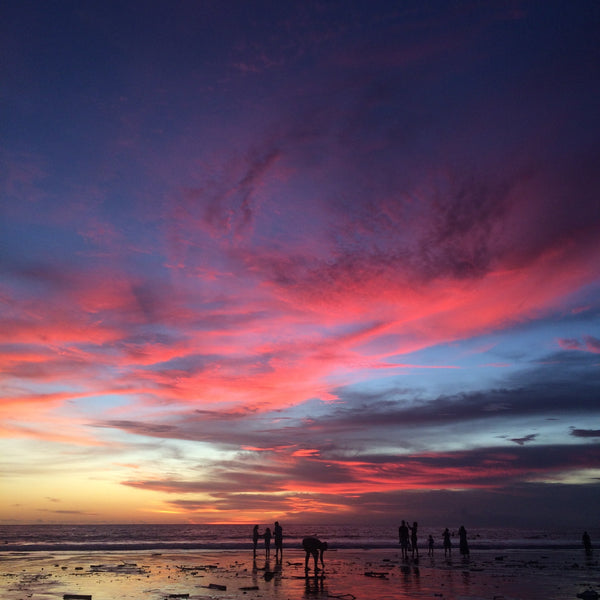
(253, 521, 284, 561)
(253, 522, 327, 571)
(251, 523, 593, 575)
(398, 520, 420, 559)
(401, 525, 594, 559)
(400, 521, 470, 559)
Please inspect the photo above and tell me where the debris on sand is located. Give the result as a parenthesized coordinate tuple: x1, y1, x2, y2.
(364, 571, 388, 579)
(204, 582, 226, 590)
(577, 591, 599, 600)
(89, 563, 148, 575)
(177, 564, 215, 572)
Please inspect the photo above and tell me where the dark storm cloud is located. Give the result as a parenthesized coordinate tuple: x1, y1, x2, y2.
(119, 444, 600, 527)
(342, 482, 600, 529)
(321, 384, 598, 433)
(349, 444, 600, 484)
(120, 443, 600, 497)
(330, 347, 600, 418)
(571, 429, 600, 439)
(98, 420, 179, 438)
(509, 434, 538, 446)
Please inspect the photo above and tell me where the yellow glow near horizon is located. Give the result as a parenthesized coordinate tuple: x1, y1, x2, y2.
(0, 472, 172, 524)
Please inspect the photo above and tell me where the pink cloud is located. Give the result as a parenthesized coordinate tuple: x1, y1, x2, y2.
(0, 415, 104, 446)
(558, 336, 600, 354)
(584, 336, 600, 353)
(2, 213, 596, 426)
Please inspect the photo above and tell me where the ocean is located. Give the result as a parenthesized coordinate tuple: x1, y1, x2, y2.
(0, 523, 592, 553)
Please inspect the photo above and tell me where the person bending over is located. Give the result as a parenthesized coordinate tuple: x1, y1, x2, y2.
(302, 536, 328, 572)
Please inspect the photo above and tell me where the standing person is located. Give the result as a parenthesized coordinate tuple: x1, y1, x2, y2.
(458, 525, 469, 556)
(274, 521, 283, 561)
(443, 528, 452, 557)
(264, 527, 272, 559)
(583, 531, 592, 554)
(252, 525, 260, 555)
(428, 534, 434, 556)
(398, 520, 409, 560)
(302, 536, 328, 572)
(408, 521, 419, 558)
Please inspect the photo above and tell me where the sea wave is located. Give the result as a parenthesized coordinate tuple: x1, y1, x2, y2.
(0, 523, 591, 553)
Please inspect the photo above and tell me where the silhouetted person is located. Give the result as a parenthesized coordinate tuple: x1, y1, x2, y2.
(428, 534, 434, 556)
(274, 521, 283, 561)
(583, 531, 592, 554)
(264, 527, 272, 558)
(443, 528, 452, 557)
(399, 520, 409, 559)
(408, 521, 419, 557)
(458, 525, 469, 556)
(302, 536, 328, 572)
(252, 525, 260, 555)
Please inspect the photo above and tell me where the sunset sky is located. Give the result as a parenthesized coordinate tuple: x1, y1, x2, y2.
(2, 1, 599, 528)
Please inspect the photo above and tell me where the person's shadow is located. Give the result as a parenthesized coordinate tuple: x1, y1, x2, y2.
(304, 572, 326, 596)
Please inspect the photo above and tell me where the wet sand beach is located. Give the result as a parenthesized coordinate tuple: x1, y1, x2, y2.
(1, 547, 598, 600)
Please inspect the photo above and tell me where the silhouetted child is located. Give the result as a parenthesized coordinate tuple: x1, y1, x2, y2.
(399, 520, 409, 559)
(408, 521, 419, 557)
(443, 528, 451, 557)
(264, 527, 272, 558)
(428, 534, 434, 556)
(252, 525, 260, 555)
